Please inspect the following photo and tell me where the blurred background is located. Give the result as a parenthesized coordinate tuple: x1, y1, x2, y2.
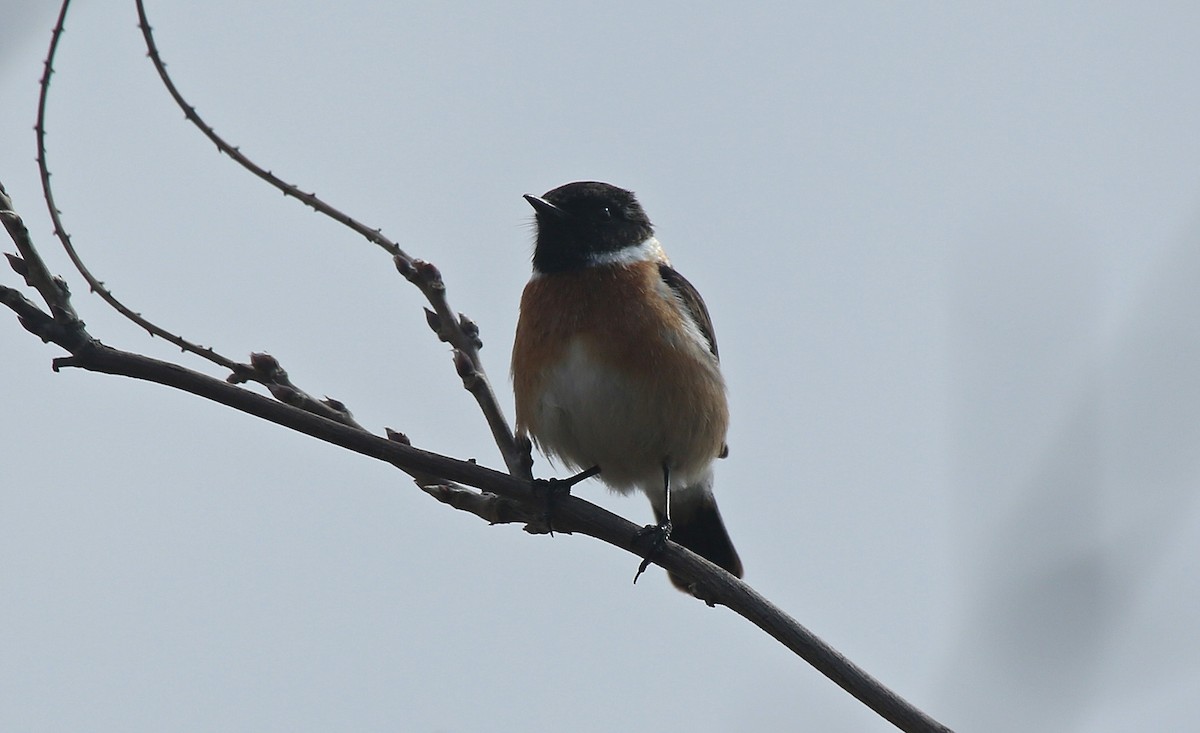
(3, 3, 1199, 731)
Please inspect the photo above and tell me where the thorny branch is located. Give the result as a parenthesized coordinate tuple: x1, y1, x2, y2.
(132, 0, 525, 478)
(33, 0, 360, 428)
(0, 3, 956, 732)
(36, 2, 233, 373)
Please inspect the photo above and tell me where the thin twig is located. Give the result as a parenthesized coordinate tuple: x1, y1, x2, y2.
(133, 0, 526, 477)
(227, 352, 366, 429)
(1, 181, 80, 334)
(35, 0, 239, 372)
(32, 1, 360, 428)
(134, 0, 400, 258)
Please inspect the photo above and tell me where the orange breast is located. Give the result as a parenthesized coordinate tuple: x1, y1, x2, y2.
(511, 261, 728, 490)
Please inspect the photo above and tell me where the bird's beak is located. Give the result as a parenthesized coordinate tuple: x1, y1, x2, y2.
(524, 194, 568, 219)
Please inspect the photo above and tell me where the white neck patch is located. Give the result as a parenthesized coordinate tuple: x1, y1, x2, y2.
(530, 237, 670, 278)
(583, 236, 669, 268)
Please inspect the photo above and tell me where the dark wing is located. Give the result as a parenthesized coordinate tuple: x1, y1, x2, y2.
(658, 262, 719, 360)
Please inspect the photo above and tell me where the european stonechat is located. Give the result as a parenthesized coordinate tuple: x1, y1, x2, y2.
(511, 181, 742, 590)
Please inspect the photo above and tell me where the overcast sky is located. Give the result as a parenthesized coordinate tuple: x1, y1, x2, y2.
(4, 2, 1200, 731)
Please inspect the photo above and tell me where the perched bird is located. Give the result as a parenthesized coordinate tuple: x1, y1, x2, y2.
(511, 181, 742, 591)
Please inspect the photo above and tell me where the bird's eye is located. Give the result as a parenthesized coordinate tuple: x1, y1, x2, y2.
(598, 206, 614, 221)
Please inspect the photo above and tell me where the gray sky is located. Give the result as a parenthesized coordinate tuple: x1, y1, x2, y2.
(4, 2, 1200, 731)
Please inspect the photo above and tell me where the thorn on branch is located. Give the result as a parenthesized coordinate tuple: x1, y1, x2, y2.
(6, 253, 28, 277)
(424, 307, 443, 339)
(385, 428, 411, 445)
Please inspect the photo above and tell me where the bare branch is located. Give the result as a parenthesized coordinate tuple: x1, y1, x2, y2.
(133, 0, 525, 476)
(31, 2, 362, 429)
(0, 281, 69, 345)
(134, 0, 399, 259)
(57, 336, 950, 733)
(228, 352, 364, 429)
(396, 256, 526, 475)
(35, 0, 244, 374)
(420, 482, 535, 526)
(1, 182, 77, 325)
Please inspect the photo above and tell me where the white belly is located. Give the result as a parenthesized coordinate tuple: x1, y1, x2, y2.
(529, 339, 725, 496)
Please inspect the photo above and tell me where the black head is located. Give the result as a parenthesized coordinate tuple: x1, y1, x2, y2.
(524, 181, 655, 274)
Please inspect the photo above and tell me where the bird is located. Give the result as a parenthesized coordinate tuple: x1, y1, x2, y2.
(511, 180, 742, 591)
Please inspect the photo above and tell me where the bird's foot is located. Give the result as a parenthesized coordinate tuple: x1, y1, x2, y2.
(531, 465, 600, 535)
(632, 519, 673, 584)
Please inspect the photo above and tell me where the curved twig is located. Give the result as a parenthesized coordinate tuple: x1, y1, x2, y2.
(133, 0, 525, 477)
(33, 0, 361, 428)
(35, 0, 239, 373)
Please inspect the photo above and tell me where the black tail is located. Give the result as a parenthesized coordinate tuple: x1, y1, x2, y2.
(654, 493, 743, 592)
